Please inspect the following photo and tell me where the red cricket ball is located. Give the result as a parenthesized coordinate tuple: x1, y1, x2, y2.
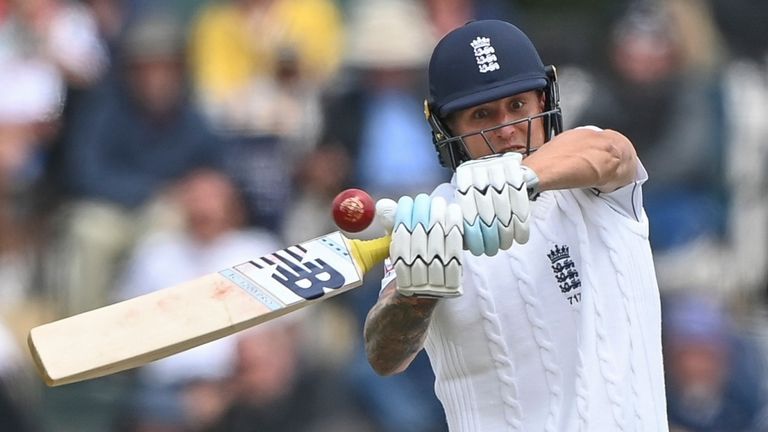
(332, 188, 375, 233)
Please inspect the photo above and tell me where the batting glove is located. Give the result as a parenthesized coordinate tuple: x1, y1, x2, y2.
(376, 194, 463, 298)
(456, 152, 531, 256)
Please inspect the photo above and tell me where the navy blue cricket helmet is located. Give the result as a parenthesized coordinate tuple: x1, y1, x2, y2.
(424, 20, 563, 170)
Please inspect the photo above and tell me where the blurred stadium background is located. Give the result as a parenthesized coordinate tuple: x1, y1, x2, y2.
(0, 0, 767, 431)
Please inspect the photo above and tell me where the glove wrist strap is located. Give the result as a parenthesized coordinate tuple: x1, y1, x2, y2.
(521, 165, 541, 200)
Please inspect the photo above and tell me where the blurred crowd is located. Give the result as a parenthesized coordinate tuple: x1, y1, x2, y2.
(0, 0, 766, 431)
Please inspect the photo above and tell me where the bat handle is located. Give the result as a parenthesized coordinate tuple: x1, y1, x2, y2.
(348, 235, 391, 275)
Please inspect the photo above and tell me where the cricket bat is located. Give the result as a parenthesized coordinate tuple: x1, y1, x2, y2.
(28, 232, 390, 387)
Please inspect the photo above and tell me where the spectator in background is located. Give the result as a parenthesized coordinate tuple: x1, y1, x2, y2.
(0, 58, 63, 323)
(321, 0, 447, 199)
(709, 0, 768, 296)
(574, 2, 727, 254)
(573, 0, 768, 297)
(229, 45, 323, 163)
(115, 169, 281, 432)
(663, 293, 767, 431)
(188, 0, 343, 129)
(0, 0, 107, 209)
(47, 10, 225, 316)
(187, 0, 342, 233)
(217, 44, 324, 233)
(1, 0, 108, 88)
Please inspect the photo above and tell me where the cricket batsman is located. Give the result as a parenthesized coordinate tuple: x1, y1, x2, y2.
(364, 20, 668, 431)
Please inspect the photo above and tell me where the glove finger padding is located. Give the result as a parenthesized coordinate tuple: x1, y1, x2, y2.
(390, 194, 463, 298)
(504, 158, 530, 244)
(391, 196, 414, 288)
(408, 194, 431, 287)
(443, 203, 463, 290)
(427, 197, 447, 287)
(456, 153, 531, 256)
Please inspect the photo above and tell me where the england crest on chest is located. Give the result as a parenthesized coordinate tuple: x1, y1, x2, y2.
(547, 244, 582, 306)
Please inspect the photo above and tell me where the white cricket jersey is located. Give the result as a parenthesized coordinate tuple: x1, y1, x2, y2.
(384, 159, 668, 431)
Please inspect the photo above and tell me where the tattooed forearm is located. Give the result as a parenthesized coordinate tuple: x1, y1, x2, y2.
(364, 281, 439, 375)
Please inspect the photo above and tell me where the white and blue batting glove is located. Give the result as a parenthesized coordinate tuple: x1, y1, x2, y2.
(376, 194, 463, 298)
(456, 152, 531, 256)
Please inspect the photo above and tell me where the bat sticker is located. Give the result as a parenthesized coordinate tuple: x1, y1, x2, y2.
(218, 268, 282, 311)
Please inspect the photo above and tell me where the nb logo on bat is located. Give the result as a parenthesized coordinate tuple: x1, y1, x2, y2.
(255, 245, 346, 301)
(271, 257, 345, 300)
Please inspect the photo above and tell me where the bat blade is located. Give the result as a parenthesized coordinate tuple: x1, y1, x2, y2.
(28, 231, 389, 386)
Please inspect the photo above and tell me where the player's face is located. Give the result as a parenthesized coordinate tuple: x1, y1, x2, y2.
(448, 90, 546, 158)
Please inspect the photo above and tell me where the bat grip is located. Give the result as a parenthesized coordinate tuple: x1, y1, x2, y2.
(348, 235, 391, 275)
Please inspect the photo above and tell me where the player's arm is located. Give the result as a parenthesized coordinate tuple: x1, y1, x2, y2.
(523, 127, 638, 193)
(364, 280, 438, 375)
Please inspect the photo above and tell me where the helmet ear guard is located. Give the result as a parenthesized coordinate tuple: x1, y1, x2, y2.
(424, 99, 470, 170)
(543, 65, 563, 139)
